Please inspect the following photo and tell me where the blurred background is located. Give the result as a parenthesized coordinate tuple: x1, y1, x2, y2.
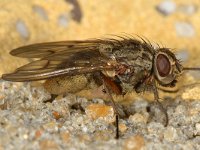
(0, 0, 199, 76)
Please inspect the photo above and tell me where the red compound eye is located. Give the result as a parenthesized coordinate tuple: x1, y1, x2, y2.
(156, 54, 171, 77)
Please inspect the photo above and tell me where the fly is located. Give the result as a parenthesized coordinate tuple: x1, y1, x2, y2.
(2, 35, 200, 139)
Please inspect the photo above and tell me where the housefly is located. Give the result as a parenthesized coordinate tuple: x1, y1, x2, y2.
(2, 35, 199, 139)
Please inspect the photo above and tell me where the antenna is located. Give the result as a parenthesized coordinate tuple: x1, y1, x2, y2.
(183, 67, 200, 71)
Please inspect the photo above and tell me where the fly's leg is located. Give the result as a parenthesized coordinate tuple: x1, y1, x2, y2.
(152, 79, 168, 126)
(100, 73, 122, 139)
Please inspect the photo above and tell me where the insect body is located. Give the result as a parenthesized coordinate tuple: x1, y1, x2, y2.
(2, 37, 182, 93)
(2, 36, 185, 138)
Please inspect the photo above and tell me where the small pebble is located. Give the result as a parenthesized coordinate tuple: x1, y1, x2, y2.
(175, 105, 187, 114)
(60, 131, 71, 142)
(156, 0, 176, 16)
(16, 20, 30, 39)
(178, 4, 198, 15)
(175, 22, 195, 37)
(147, 122, 165, 139)
(52, 111, 62, 120)
(119, 123, 128, 133)
(195, 123, 200, 132)
(123, 135, 145, 150)
(34, 130, 43, 139)
(189, 108, 199, 116)
(39, 140, 59, 150)
(128, 113, 148, 124)
(42, 121, 59, 132)
(164, 127, 178, 142)
(93, 130, 112, 141)
(58, 14, 69, 27)
(33, 5, 48, 20)
(78, 134, 91, 143)
(85, 104, 114, 122)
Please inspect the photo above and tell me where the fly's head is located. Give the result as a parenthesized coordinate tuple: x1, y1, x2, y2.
(153, 48, 183, 87)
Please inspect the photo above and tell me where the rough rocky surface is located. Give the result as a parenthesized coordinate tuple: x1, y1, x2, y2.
(0, 81, 200, 149)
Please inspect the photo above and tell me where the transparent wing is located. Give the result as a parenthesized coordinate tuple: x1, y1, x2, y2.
(10, 40, 102, 58)
(2, 40, 116, 82)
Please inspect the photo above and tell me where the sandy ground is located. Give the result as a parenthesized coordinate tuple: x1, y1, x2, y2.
(0, 81, 200, 149)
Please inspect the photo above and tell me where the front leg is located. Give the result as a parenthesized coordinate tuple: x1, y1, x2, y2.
(100, 73, 123, 139)
(152, 79, 168, 126)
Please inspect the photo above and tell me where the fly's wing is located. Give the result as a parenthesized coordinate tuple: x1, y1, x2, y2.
(9, 40, 102, 58)
(2, 40, 117, 82)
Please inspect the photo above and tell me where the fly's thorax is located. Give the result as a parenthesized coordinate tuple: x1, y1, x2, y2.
(99, 41, 155, 93)
(153, 48, 183, 86)
(119, 70, 151, 93)
(114, 42, 154, 72)
(115, 45, 153, 84)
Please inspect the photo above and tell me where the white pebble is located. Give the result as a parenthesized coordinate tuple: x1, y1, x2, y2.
(164, 127, 178, 141)
(178, 4, 198, 15)
(175, 22, 195, 37)
(16, 20, 29, 39)
(58, 14, 68, 27)
(156, 0, 176, 15)
(195, 123, 200, 132)
(33, 5, 48, 20)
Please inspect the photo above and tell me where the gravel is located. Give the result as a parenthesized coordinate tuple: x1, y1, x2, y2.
(0, 80, 200, 150)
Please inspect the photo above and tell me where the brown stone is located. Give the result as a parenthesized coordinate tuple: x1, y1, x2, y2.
(35, 130, 43, 139)
(85, 104, 114, 122)
(60, 131, 71, 142)
(119, 123, 128, 133)
(52, 111, 62, 120)
(39, 140, 59, 150)
(123, 135, 145, 150)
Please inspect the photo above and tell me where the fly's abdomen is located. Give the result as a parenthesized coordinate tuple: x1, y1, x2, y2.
(43, 75, 88, 95)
